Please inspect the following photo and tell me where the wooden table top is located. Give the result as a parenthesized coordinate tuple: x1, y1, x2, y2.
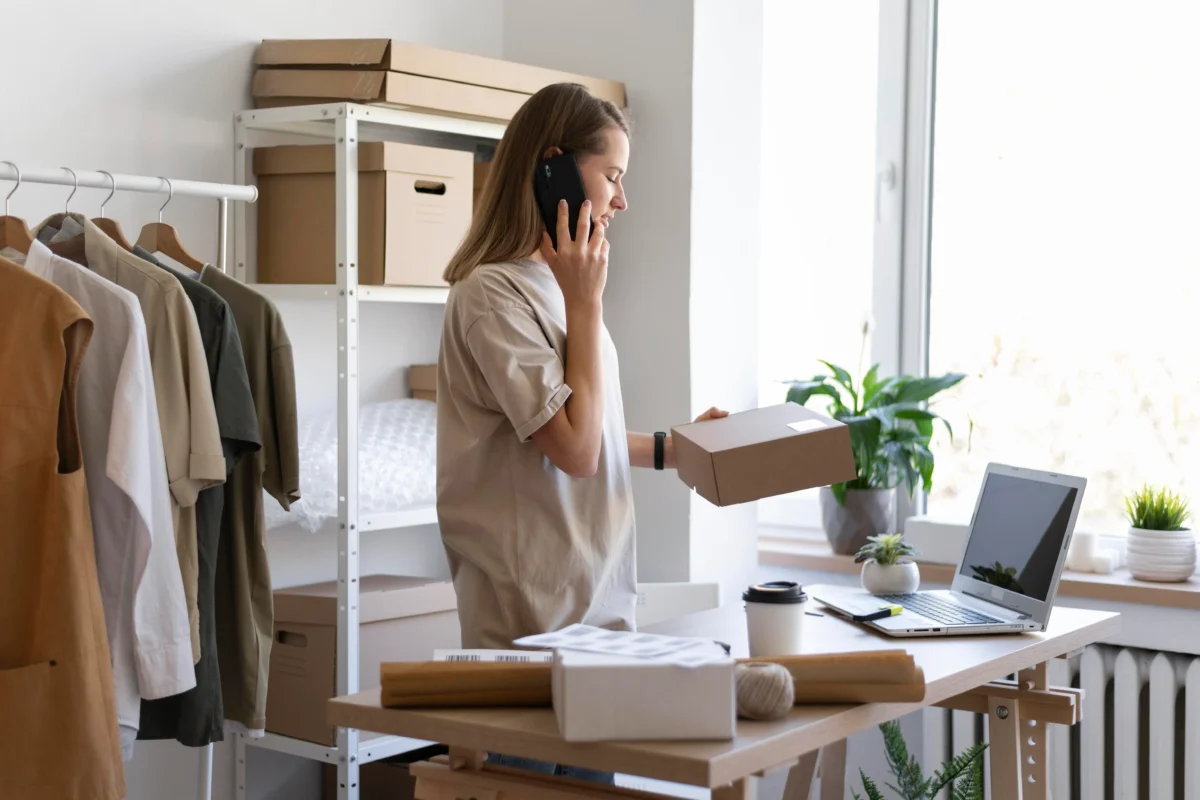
(327, 593, 1119, 788)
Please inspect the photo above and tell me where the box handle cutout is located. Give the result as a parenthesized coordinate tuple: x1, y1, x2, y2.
(277, 630, 308, 648)
(414, 180, 447, 196)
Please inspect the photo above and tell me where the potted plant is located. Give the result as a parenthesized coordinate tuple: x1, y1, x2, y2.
(1124, 484, 1194, 582)
(854, 720, 986, 800)
(855, 533, 921, 594)
(787, 326, 967, 555)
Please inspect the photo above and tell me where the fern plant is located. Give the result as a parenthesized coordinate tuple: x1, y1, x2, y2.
(1124, 484, 1191, 531)
(853, 720, 987, 800)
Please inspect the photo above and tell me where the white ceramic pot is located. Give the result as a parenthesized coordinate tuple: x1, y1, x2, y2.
(861, 560, 921, 595)
(1126, 526, 1196, 583)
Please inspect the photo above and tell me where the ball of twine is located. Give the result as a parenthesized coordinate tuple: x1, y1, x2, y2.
(735, 662, 794, 721)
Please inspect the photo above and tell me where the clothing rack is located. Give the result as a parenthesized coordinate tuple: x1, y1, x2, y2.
(0, 162, 257, 800)
(0, 163, 257, 273)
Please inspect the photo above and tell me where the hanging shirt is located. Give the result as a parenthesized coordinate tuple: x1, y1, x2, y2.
(25, 242, 196, 759)
(132, 247, 262, 747)
(436, 259, 637, 649)
(0, 258, 126, 800)
(199, 265, 300, 736)
(80, 218, 226, 664)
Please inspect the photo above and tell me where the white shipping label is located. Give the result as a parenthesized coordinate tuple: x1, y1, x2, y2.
(433, 649, 554, 663)
(787, 419, 826, 434)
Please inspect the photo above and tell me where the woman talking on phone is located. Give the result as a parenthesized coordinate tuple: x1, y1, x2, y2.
(436, 82, 727, 654)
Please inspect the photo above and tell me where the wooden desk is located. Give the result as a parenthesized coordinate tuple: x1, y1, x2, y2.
(329, 596, 1119, 800)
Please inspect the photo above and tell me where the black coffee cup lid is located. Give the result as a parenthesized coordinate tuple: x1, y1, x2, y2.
(743, 581, 808, 604)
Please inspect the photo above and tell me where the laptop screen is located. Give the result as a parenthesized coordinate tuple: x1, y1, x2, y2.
(957, 473, 1080, 602)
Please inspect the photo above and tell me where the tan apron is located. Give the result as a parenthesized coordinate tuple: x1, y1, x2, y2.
(0, 259, 125, 799)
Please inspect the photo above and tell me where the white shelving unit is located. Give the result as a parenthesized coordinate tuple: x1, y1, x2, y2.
(231, 102, 504, 800)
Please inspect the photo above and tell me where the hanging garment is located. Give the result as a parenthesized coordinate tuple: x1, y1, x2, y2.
(0, 257, 125, 800)
(199, 265, 300, 736)
(25, 242, 195, 759)
(80, 218, 225, 665)
(133, 246, 262, 747)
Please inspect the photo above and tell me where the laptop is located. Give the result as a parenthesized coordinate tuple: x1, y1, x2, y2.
(814, 463, 1087, 637)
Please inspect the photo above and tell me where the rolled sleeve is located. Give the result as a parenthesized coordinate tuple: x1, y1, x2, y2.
(466, 306, 572, 441)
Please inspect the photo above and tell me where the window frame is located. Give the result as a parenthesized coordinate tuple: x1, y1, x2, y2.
(759, 0, 939, 540)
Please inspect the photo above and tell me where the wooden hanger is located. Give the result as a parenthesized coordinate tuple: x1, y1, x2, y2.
(90, 170, 133, 252)
(0, 161, 34, 255)
(136, 177, 205, 271)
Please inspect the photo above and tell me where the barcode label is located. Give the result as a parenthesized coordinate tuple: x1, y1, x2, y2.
(434, 649, 553, 663)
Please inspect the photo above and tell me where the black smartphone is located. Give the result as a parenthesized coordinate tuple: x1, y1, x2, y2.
(533, 152, 592, 251)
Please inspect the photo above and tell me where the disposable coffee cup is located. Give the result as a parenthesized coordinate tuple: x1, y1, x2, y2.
(743, 581, 808, 657)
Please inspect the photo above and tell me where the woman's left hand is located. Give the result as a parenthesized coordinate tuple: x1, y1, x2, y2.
(693, 407, 730, 423)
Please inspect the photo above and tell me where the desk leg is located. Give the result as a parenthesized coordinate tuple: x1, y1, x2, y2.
(1017, 664, 1049, 800)
(782, 751, 819, 800)
(819, 740, 847, 800)
(988, 694, 1024, 800)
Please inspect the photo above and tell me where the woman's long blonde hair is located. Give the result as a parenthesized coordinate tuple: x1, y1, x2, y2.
(443, 83, 630, 284)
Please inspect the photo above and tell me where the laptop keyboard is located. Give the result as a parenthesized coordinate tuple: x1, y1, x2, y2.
(876, 593, 1004, 626)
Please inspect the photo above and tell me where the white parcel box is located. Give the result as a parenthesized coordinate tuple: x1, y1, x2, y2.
(551, 650, 736, 742)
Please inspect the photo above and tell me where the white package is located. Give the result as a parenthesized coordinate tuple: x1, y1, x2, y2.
(553, 650, 736, 742)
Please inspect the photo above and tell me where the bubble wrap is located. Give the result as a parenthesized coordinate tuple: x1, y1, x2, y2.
(264, 399, 437, 532)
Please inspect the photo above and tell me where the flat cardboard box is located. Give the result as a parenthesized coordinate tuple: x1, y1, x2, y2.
(254, 142, 471, 286)
(672, 404, 858, 507)
(256, 38, 626, 107)
(267, 575, 460, 746)
(552, 650, 736, 742)
(409, 364, 437, 403)
(253, 69, 529, 123)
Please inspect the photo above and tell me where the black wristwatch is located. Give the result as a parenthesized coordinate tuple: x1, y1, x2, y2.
(654, 431, 666, 470)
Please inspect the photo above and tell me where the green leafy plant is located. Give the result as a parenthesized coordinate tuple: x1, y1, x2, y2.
(1124, 484, 1191, 531)
(854, 533, 918, 566)
(853, 720, 987, 800)
(970, 563, 1024, 594)
(786, 324, 967, 506)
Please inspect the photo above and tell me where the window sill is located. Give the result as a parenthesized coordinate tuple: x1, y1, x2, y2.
(758, 528, 1200, 611)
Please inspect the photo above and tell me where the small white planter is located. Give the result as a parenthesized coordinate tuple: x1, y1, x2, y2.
(861, 560, 921, 595)
(1127, 526, 1196, 582)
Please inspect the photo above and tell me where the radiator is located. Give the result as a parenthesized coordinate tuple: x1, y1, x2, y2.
(927, 645, 1200, 799)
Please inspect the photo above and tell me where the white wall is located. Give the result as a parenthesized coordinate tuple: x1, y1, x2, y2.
(0, 3, 502, 799)
(503, 0, 698, 585)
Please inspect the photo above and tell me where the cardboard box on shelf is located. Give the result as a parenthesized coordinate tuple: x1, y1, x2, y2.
(267, 575, 460, 746)
(408, 364, 437, 403)
(252, 69, 528, 123)
(255, 39, 626, 108)
(254, 142, 471, 287)
(552, 650, 736, 742)
(672, 404, 858, 507)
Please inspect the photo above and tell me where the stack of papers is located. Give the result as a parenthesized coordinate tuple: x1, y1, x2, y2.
(513, 624, 729, 667)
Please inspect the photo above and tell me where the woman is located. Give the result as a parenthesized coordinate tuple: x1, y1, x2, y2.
(436, 82, 727, 655)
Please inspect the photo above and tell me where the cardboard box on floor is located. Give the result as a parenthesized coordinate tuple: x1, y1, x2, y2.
(266, 575, 461, 746)
(408, 364, 437, 403)
(672, 403, 858, 506)
(253, 39, 626, 121)
(254, 142, 471, 286)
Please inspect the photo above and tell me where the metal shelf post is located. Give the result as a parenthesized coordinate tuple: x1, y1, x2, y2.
(335, 109, 362, 800)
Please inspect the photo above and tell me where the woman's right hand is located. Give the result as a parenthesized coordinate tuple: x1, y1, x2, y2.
(540, 199, 608, 308)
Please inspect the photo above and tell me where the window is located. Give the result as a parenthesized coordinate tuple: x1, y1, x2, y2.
(758, 0, 881, 531)
(925, 1, 1200, 534)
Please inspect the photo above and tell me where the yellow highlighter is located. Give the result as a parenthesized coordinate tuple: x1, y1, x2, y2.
(852, 603, 903, 623)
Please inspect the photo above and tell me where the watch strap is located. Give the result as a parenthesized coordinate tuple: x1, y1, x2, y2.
(654, 431, 666, 470)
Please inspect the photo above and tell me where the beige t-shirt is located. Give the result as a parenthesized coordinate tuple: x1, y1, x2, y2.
(437, 258, 637, 649)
